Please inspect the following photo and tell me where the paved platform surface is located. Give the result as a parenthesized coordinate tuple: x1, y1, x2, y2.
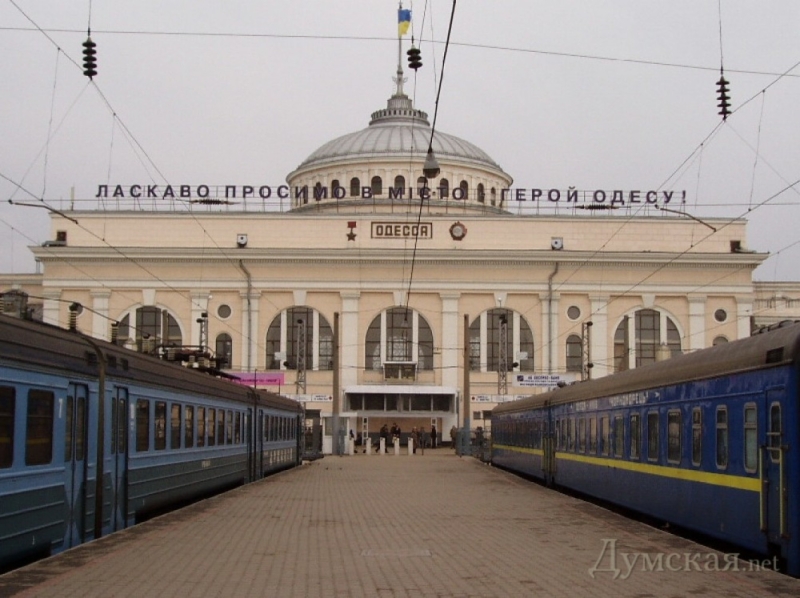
(2, 448, 800, 597)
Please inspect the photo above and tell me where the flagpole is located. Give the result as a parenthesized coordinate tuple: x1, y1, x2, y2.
(396, 2, 404, 96)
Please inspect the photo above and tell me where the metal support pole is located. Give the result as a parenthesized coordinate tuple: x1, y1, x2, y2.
(332, 312, 341, 455)
(461, 314, 471, 456)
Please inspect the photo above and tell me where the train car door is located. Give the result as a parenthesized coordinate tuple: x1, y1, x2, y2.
(110, 387, 129, 531)
(764, 389, 787, 545)
(64, 383, 88, 549)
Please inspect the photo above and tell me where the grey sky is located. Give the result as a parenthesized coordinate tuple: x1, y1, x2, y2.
(2, 1, 798, 279)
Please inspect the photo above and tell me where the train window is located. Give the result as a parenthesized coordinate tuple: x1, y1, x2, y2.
(197, 407, 205, 447)
(743, 405, 757, 473)
(185, 406, 194, 448)
(768, 404, 781, 464)
(64, 395, 73, 462)
(600, 416, 609, 456)
(568, 418, 575, 451)
(647, 412, 659, 461)
(136, 399, 150, 452)
(630, 414, 640, 459)
(227, 411, 233, 445)
(26, 390, 54, 466)
(589, 418, 597, 453)
(155, 402, 167, 450)
(170, 404, 181, 449)
(667, 411, 681, 464)
(207, 408, 216, 446)
(217, 409, 225, 444)
(716, 407, 728, 469)
(235, 412, 241, 444)
(1, 386, 15, 468)
(613, 416, 623, 457)
(691, 408, 701, 466)
(577, 418, 586, 452)
(75, 396, 86, 461)
(117, 390, 128, 455)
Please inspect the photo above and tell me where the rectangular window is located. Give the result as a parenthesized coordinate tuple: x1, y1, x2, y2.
(197, 407, 205, 447)
(744, 405, 757, 473)
(185, 405, 194, 448)
(613, 416, 624, 457)
(136, 399, 150, 452)
(207, 408, 216, 446)
(691, 408, 701, 466)
(64, 395, 73, 462)
(647, 412, 659, 461)
(217, 409, 225, 444)
(577, 418, 586, 453)
(568, 418, 575, 452)
(26, 390, 54, 465)
(716, 407, 728, 469)
(630, 414, 640, 459)
(0, 386, 15, 468)
(235, 412, 241, 444)
(154, 402, 167, 450)
(667, 410, 681, 463)
(600, 416, 609, 456)
(170, 403, 181, 449)
(227, 411, 233, 445)
(589, 417, 597, 453)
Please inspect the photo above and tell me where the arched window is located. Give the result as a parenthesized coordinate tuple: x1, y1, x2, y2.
(371, 176, 382, 196)
(313, 182, 323, 202)
(265, 307, 333, 371)
(469, 309, 534, 372)
(393, 175, 405, 195)
(490, 187, 497, 206)
(439, 178, 449, 199)
(566, 334, 582, 372)
(713, 335, 729, 346)
(459, 180, 469, 200)
(215, 333, 232, 369)
(350, 177, 360, 197)
(477, 183, 485, 203)
(330, 179, 340, 198)
(117, 307, 182, 353)
(417, 176, 427, 196)
(613, 309, 682, 372)
(364, 307, 434, 371)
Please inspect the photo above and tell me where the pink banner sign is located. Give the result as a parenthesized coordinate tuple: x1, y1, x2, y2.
(231, 372, 285, 386)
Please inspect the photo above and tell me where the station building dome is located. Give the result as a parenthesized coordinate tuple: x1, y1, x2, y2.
(287, 86, 513, 213)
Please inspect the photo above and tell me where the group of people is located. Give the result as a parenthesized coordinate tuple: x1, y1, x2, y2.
(349, 422, 441, 454)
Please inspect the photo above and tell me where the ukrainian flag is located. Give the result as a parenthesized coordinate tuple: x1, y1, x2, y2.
(398, 9, 411, 36)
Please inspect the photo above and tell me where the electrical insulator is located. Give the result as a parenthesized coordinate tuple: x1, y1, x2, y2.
(82, 36, 97, 80)
(716, 75, 730, 120)
(407, 46, 422, 71)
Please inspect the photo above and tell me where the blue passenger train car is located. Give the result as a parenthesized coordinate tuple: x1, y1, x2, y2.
(492, 323, 800, 575)
(0, 313, 303, 570)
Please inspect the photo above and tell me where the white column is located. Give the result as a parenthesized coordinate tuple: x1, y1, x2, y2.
(90, 291, 111, 340)
(440, 293, 460, 389)
(190, 292, 210, 348)
(340, 292, 361, 387)
(42, 290, 61, 326)
(239, 290, 260, 372)
(549, 293, 560, 374)
(589, 295, 609, 379)
(480, 312, 488, 372)
(736, 297, 753, 340)
(688, 296, 706, 351)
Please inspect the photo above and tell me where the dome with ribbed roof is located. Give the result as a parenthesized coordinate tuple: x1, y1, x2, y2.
(285, 64, 512, 213)
(290, 93, 505, 174)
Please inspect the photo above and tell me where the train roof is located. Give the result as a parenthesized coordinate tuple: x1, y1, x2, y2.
(494, 321, 800, 415)
(0, 313, 302, 414)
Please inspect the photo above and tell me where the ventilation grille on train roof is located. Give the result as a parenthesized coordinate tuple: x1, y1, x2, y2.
(765, 347, 784, 364)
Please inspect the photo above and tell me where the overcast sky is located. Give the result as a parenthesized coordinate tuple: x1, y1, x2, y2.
(2, 1, 798, 280)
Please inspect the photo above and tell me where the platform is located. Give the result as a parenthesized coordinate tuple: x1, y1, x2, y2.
(2, 448, 799, 597)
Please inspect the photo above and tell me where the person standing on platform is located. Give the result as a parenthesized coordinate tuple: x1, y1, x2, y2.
(411, 427, 419, 454)
(450, 425, 457, 451)
(431, 424, 438, 449)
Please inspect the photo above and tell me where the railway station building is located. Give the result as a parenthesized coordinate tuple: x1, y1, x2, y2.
(2, 64, 799, 454)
